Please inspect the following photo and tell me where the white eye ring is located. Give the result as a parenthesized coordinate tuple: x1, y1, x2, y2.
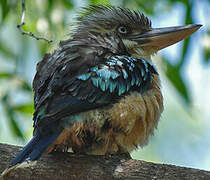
(118, 26, 127, 34)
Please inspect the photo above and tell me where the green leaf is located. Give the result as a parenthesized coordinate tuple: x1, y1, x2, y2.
(62, 0, 74, 9)
(204, 48, 210, 63)
(163, 58, 190, 104)
(0, 73, 13, 78)
(135, 0, 156, 14)
(1, 94, 25, 140)
(177, 0, 193, 68)
(48, 0, 54, 9)
(13, 103, 34, 115)
(203, 31, 210, 63)
(0, 0, 9, 23)
(89, 0, 110, 5)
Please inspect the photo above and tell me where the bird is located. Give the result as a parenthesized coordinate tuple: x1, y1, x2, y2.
(1, 5, 201, 176)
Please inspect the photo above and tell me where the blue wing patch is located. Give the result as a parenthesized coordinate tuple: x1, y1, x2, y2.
(74, 55, 157, 102)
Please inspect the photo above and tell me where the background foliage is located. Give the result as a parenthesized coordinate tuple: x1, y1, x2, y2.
(0, 0, 209, 170)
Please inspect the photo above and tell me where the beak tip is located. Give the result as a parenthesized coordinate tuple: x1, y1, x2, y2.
(178, 24, 202, 35)
(192, 24, 203, 31)
(196, 24, 202, 27)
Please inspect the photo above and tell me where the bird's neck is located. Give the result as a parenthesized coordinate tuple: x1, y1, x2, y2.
(130, 48, 153, 62)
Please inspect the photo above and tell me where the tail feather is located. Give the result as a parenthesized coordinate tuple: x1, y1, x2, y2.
(1, 132, 60, 178)
(10, 132, 60, 166)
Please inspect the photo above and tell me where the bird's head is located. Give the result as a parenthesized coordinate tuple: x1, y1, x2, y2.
(73, 5, 201, 60)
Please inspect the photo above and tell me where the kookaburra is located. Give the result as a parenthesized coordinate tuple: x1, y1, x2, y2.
(1, 5, 201, 176)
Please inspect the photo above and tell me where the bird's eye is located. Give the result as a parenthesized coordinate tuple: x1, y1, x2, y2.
(118, 26, 128, 34)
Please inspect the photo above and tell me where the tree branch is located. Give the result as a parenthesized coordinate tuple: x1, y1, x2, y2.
(0, 143, 210, 180)
(17, 0, 53, 43)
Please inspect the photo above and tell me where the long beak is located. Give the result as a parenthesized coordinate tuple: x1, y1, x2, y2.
(128, 24, 202, 51)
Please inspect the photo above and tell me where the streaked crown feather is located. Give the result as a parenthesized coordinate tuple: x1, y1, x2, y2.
(76, 5, 152, 32)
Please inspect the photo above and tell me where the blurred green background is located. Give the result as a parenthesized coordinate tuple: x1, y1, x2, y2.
(0, 0, 209, 171)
